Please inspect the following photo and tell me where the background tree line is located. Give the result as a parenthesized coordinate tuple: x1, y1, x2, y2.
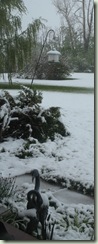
(52, 0, 94, 72)
(0, 0, 94, 82)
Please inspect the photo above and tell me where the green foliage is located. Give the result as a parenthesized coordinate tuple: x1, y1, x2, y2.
(2, 90, 15, 108)
(1, 86, 69, 142)
(0, 0, 45, 76)
(0, 207, 28, 233)
(0, 0, 26, 14)
(0, 0, 94, 75)
(40, 107, 69, 142)
(0, 82, 94, 93)
(16, 85, 43, 108)
(61, 34, 94, 72)
(0, 208, 18, 225)
(0, 0, 25, 38)
(15, 149, 33, 159)
(41, 167, 94, 197)
(0, 176, 16, 202)
(0, 0, 26, 73)
(36, 60, 70, 80)
(0, 147, 6, 153)
(61, 207, 94, 239)
(0, 85, 93, 144)
(46, 61, 69, 80)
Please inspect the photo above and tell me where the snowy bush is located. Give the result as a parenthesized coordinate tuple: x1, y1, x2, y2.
(16, 85, 42, 108)
(45, 61, 70, 80)
(41, 167, 94, 197)
(0, 176, 16, 202)
(35, 60, 70, 80)
(0, 86, 70, 142)
(0, 91, 11, 141)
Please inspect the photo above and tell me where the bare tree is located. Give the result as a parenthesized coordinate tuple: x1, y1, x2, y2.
(74, 0, 94, 51)
(52, 0, 77, 50)
(52, 0, 94, 52)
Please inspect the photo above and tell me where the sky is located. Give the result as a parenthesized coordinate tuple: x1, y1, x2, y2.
(22, 0, 61, 30)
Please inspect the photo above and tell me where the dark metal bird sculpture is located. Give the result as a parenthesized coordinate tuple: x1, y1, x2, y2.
(0, 222, 14, 240)
(31, 169, 40, 191)
(26, 169, 49, 239)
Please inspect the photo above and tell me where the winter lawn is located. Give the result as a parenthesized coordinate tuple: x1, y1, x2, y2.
(0, 73, 94, 240)
(0, 72, 94, 88)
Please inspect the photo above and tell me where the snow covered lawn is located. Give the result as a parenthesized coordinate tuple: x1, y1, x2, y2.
(0, 73, 94, 240)
(0, 91, 94, 193)
(0, 72, 94, 88)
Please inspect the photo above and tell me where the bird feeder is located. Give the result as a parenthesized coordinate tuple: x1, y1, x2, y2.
(47, 48, 61, 62)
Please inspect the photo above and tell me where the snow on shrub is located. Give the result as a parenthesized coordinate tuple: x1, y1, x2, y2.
(0, 86, 70, 142)
(0, 175, 16, 202)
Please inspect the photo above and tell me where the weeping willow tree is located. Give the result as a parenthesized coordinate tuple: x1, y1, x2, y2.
(0, 0, 44, 82)
(16, 18, 45, 77)
(0, 0, 26, 73)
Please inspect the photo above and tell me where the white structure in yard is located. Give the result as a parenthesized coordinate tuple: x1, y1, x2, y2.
(47, 48, 61, 62)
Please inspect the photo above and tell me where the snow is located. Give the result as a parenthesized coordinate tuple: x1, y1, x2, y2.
(41, 193, 49, 207)
(47, 49, 61, 55)
(0, 72, 94, 88)
(0, 93, 10, 130)
(18, 208, 37, 218)
(0, 73, 94, 240)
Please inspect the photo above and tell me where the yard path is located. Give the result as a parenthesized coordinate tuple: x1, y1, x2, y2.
(15, 174, 94, 205)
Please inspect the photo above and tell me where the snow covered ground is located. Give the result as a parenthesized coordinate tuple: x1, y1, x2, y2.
(0, 73, 94, 240)
(0, 72, 94, 87)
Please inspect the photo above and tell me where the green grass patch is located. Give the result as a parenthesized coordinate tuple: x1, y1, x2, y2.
(33, 84, 94, 93)
(0, 82, 94, 93)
